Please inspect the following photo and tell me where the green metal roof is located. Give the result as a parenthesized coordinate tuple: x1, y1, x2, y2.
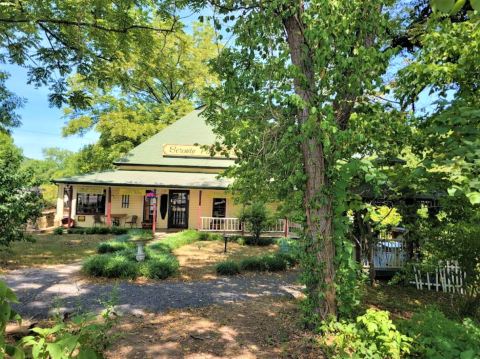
(114, 108, 235, 168)
(54, 170, 232, 189)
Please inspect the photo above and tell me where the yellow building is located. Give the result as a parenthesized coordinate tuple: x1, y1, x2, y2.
(54, 108, 246, 232)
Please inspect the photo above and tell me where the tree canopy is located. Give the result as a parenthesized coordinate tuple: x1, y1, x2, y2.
(0, 133, 42, 246)
(61, 23, 219, 171)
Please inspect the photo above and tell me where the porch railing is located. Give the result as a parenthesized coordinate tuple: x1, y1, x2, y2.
(363, 239, 407, 269)
(200, 217, 243, 232)
(199, 217, 301, 237)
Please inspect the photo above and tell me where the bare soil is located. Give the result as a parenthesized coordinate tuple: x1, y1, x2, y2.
(105, 296, 320, 359)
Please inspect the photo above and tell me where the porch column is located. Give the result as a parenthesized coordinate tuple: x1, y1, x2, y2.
(152, 193, 158, 235)
(67, 185, 73, 228)
(106, 187, 112, 227)
(197, 190, 202, 230)
(284, 218, 288, 238)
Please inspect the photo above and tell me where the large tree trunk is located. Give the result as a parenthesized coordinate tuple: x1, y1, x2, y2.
(283, 10, 337, 320)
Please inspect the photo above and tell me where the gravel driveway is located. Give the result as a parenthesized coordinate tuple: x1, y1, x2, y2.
(1, 264, 301, 319)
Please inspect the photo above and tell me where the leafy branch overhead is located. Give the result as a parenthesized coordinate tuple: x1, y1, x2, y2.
(0, 0, 183, 108)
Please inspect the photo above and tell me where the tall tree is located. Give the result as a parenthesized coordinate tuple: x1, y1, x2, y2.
(61, 24, 219, 171)
(0, 133, 42, 247)
(22, 147, 79, 205)
(198, 0, 396, 321)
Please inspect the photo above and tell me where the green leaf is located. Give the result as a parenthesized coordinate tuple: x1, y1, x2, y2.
(460, 349, 475, 359)
(5, 344, 25, 359)
(471, 0, 480, 10)
(466, 191, 480, 204)
(46, 343, 64, 359)
(451, 0, 467, 13)
(77, 348, 100, 359)
(431, 0, 455, 12)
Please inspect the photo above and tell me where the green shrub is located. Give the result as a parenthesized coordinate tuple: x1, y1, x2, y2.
(236, 237, 246, 246)
(263, 254, 287, 271)
(277, 252, 298, 267)
(198, 232, 211, 241)
(127, 228, 153, 240)
(90, 226, 111, 235)
(96, 227, 111, 235)
(240, 202, 273, 244)
(111, 227, 128, 235)
(84, 243, 179, 280)
(97, 241, 130, 254)
(240, 254, 289, 272)
(209, 233, 223, 241)
(197, 232, 223, 241)
(82, 255, 111, 277)
(216, 260, 241, 275)
(243, 236, 274, 246)
(85, 227, 98, 234)
(140, 256, 179, 279)
(240, 256, 267, 271)
(66, 226, 117, 235)
(322, 309, 412, 359)
(399, 308, 480, 358)
(67, 227, 86, 234)
(103, 254, 138, 279)
(53, 227, 63, 235)
(83, 252, 138, 279)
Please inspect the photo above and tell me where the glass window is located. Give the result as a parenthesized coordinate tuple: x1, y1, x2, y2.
(121, 195, 130, 208)
(76, 192, 106, 215)
(212, 198, 226, 218)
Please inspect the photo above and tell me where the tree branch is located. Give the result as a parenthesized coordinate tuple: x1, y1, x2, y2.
(0, 17, 178, 34)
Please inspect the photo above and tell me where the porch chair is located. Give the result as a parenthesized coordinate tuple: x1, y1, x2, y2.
(125, 215, 138, 228)
(93, 214, 104, 226)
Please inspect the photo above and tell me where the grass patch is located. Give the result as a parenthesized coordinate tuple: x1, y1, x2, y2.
(0, 233, 111, 268)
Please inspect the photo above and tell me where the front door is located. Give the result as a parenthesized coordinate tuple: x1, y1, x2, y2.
(168, 190, 189, 229)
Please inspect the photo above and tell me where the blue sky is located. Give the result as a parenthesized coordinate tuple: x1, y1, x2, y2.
(6, 64, 99, 160)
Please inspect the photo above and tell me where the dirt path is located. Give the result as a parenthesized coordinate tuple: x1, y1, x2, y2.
(1, 264, 301, 319)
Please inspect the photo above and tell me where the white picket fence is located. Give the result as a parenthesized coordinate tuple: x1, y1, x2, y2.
(413, 260, 466, 294)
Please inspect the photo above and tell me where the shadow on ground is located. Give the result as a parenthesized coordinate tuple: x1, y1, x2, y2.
(1, 265, 301, 320)
(105, 296, 321, 359)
